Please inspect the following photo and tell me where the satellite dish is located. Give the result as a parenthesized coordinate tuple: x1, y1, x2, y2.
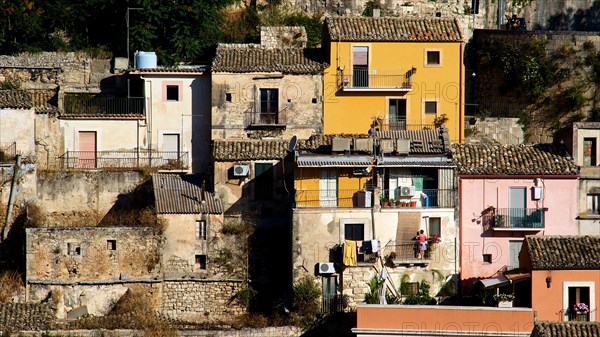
(287, 135, 297, 153)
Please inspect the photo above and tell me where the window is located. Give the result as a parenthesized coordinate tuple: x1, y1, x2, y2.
(107, 240, 116, 251)
(583, 137, 597, 166)
(389, 99, 407, 130)
(195, 255, 207, 270)
(482, 254, 492, 263)
(563, 282, 595, 322)
(225, 93, 232, 102)
(429, 217, 441, 238)
(345, 223, 364, 241)
(166, 85, 179, 101)
(426, 51, 441, 65)
(67, 243, 81, 256)
(471, 0, 479, 14)
(254, 163, 274, 200)
(320, 169, 338, 207)
(425, 101, 437, 114)
(196, 220, 207, 240)
(352, 46, 369, 87)
(259, 89, 279, 124)
(587, 194, 600, 215)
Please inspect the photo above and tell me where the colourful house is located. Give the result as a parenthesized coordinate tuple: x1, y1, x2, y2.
(453, 144, 579, 293)
(524, 235, 600, 322)
(322, 17, 465, 143)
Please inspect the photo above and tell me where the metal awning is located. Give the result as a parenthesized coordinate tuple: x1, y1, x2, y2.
(297, 155, 373, 167)
(378, 156, 454, 167)
(479, 275, 510, 289)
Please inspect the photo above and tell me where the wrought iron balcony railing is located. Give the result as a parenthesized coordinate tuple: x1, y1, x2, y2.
(64, 94, 144, 116)
(381, 189, 455, 208)
(244, 105, 287, 128)
(59, 150, 188, 170)
(338, 68, 413, 90)
(484, 208, 545, 229)
(0, 142, 16, 162)
(295, 189, 370, 208)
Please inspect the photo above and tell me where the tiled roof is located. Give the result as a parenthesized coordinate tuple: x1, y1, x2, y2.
(0, 90, 32, 109)
(376, 128, 450, 154)
(325, 17, 463, 42)
(452, 144, 578, 175)
(130, 66, 208, 74)
(152, 173, 223, 214)
(526, 236, 600, 270)
(28, 89, 59, 113)
(531, 321, 600, 337)
(0, 303, 53, 331)
(213, 139, 290, 161)
(212, 44, 324, 74)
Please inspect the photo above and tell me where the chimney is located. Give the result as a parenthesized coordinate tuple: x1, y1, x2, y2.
(373, 8, 381, 18)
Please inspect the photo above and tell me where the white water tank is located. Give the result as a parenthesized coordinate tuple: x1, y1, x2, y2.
(136, 51, 157, 68)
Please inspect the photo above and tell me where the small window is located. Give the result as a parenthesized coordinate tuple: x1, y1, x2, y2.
(429, 217, 441, 238)
(166, 85, 179, 101)
(344, 223, 364, 241)
(107, 240, 117, 251)
(196, 220, 207, 240)
(195, 255, 207, 270)
(471, 0, 480, 14)
(225, 93, 232, 102)
(67, 243, 81, 256)
(426, 51, 440, 65)
(583, 137, 597, 166)
(425, 101, 437, 114)
(311, 98, 317, 104)
(483, 254, 492, 264)
(587, 194, 600, 215)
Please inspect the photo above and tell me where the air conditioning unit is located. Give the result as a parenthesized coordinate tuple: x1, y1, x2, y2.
(354, 138, 373, 152)
(233, 164, 250, 177)
(332, 137, 351, 152)
(396, 139, 411, 154)
(400, 185, 416, 197)
(380, 139, 394, 153)
(318, 262, 336, 274)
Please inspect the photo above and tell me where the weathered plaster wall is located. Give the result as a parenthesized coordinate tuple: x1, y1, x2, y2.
(26, 227, 162, 282)
(211, 73, 323, 141)
(60, 119, 141, 153)
(35, 114, 63, 170)
(35, 171, 145, 222)
(0, 108, 36, 157)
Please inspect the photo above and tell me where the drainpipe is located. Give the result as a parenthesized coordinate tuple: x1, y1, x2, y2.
(141, 75, 152, 167)
(3, 155, 21, 241)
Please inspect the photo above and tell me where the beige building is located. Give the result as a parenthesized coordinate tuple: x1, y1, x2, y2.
(573, 122, 600, 235)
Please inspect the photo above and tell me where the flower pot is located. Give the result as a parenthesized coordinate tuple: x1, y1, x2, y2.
(574, 313, 588, 321)
(382, 202, 390, 208)
(497, 301, 513, 308)
(410, 201, 417, 207)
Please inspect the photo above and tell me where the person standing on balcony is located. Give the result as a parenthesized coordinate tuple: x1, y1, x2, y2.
(416, 230, 427, 259)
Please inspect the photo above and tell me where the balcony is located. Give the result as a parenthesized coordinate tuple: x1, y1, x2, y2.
(0, 142, 16, 163)
(63, 94, 144, 117)
(244, 105, 287, 129)
(485, 208, 545, 231)
(377, 120, 436, 132)
(381, 189, 455, 208)
(59, 150, 188, 170)
(338, 68, 413, 92)
(384, 240, 431, 266)
(295, 189, 371, 208)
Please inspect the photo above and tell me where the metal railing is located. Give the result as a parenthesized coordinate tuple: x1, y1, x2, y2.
(59, 150, 188, 170)
(295, 189, 370, 208)
(339, 69, 413, 89)
(0, 142, 16, 162)
(243, 105, 287, 128)
(64, 94, 144, 116)
(378, 120, 437, 131)
(381, 188, 455, 208)
(483, 208, 545, 229)
(384, 240, 432, 262)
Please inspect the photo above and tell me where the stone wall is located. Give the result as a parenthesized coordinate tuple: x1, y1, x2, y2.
(260, 26, 307, 49)
(464, 117, 524, 145)
(11, 327, 302, 337)
(161, 280, 245, 322)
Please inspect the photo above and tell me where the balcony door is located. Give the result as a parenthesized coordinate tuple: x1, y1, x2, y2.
(259, 88, 278, 124)
(389, 99, 407, 130)
(319, 169, 337, 207)
(163, 133, 180, 160)
(352, 46, 369, 87)
(509, 187, 526, 227)
(78, 131, 97, 168)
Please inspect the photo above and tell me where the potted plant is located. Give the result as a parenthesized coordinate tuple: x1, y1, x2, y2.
(572, 303, 590, 321)
(395, 199, 402, 207)
(381, 197, 390, 208)
(493, 293, 515, 307)
(389, 198, 396, 208)
(434, 113, 449, 128)
(410, 200, 417, 207)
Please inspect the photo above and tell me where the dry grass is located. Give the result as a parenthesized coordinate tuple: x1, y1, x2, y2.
(100, 207, 165, 232)
(0, 270, 23, 303)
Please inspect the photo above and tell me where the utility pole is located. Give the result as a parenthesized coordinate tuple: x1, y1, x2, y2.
(126, 7, 143, 68)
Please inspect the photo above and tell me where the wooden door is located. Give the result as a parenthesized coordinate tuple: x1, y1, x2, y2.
(78, 131, 97, 168)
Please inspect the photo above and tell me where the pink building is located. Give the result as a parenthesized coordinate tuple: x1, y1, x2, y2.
(453, 144, 579, 294)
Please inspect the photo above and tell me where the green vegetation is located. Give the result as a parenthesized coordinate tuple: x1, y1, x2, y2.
(291, 276, 321, 328)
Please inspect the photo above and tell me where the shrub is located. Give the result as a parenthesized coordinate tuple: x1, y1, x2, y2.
(0, 270, 23, 303)
(292, 276, 321, 328)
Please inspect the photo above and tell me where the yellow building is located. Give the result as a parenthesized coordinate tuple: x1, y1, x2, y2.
(323, 17, 465, 143)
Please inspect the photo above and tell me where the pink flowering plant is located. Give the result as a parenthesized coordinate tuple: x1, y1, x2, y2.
(573, 303, 590, 315)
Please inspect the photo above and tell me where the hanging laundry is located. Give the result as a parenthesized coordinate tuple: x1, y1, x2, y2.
(371, 239, 379, 253)
(362, 240, 373, 254)
(343, 240, 357, 266)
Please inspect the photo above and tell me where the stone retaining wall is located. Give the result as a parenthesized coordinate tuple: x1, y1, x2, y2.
(10, 326, 302, 337)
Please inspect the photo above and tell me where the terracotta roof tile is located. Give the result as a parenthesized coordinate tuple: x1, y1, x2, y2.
(212, 44, 324, 74)
(28, 89, 59, 113)
(452, 144, 578, 175)
(526, 236, 600, 270)
(0, 90, 32, 109)
(326, 17, 463, 42)
(532, 321, 600, 337)
(213, 139, 290, 161)
(0, 303, 53, 331)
